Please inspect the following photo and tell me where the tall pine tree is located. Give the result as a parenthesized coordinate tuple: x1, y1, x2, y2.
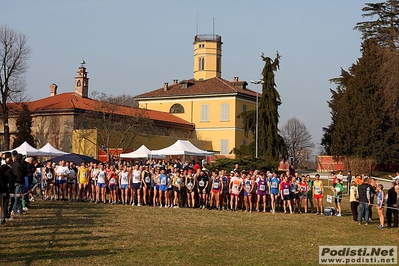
(12, 103, 35, 148)
(239, 52, 286, 166)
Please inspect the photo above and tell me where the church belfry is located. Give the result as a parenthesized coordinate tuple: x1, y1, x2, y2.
(193, 34, 222, 81)
(74, 60, 89, 98)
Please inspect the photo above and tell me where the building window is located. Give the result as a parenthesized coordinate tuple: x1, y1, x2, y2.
(220, 139, 229, 155)
(170, 130, 178, 137)
(169, 103, 184, 113)
(242, 139, 247, 146)
(220, 103, 229, 121)
(158, 128, 166, 136)
(199, 44, 205, 48)
(217, 57, 221, 73)
(201, 104, 209, 122)
(76, 80, 81, 87)
(241, 104, 247, 122)
(198, 57, 205, 71)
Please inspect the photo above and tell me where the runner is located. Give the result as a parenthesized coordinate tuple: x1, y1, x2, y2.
(141, 165, 152, 206)
(90, 163, 98, 202)
(158, 168, 169, 208)
(119, 165, 130, 205)
(185, 170, 196, 208)
(280, 175, 292, 214)
(172, 170, 183, 208)
(229, 170, 242, 211)
(221, 170, 230, 210)
(376, 184, 385, 228)
(243, 172, 254, 213)
(298, 175, 309, 213)
(209, 170, 223, 210)
(196, 170, 209, 209)
(43, 161, 55, 200)
(77, 161, 89, 202)
(269, 172, 280, 213)
(107, 165, 118, 204)
(313, 174, 324, 215)
(153, 167, 160, 207)
(332, 176, 344, 216)
(256, 172, 267, 212)
(55, 160, 70, 201)
(68, 161, 77, 201)
(290, 175, 300, 213)
(131, 164, 141, 206)
(96, 163, 107, 203)
(305, 175, 314, 213)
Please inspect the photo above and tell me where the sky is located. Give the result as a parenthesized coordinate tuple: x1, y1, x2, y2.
(0, 0, 367, 153)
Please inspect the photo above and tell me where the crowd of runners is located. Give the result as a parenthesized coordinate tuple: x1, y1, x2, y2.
(1, 151, 399, 229)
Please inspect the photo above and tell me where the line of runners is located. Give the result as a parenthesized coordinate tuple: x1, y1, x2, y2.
(42, 160, 332, 214)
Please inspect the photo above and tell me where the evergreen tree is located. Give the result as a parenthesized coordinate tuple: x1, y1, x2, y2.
(12, 103, 35, 148)
(324, 39, 399, 164)
(239, 52, 287, 166)
(354, 0, 399, 49)
(323, 1, 399, 166)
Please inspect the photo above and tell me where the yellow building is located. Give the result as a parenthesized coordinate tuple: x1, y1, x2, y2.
(135, 34, 258, 157)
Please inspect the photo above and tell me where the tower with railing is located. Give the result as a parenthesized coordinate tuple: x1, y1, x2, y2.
(193, 34, 222, 81)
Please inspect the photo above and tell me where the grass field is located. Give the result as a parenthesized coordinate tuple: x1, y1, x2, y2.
(1, 194, 398, 266)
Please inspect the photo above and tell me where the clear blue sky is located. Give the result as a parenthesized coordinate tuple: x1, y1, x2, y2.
(1, 0, 367, 152)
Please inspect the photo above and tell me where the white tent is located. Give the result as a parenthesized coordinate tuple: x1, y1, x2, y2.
(151, 140, 214, 156)
(9, 141, 48, 156)
(38, 143, 69, 156)
(119, 145, 166, 159)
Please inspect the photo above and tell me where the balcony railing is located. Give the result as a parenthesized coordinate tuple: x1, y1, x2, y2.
(194, 34, 222, 42)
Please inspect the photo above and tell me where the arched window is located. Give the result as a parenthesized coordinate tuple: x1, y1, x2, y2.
(77, 80, 81, 86)
(169, 103, 184, 113)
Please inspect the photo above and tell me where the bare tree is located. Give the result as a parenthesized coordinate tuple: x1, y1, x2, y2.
(73, 91, 155, 160)
(280, 117, 315, 169)
(0, 25, 30, 150)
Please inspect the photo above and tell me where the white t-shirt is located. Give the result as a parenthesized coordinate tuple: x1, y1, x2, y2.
(132, 170, 141, 184)
(56, 166, 70, 181)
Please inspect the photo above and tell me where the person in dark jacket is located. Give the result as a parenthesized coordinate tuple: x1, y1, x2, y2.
(1, 154, 14, 223)
(357, 177, 371, 225)
(386, 181, 398, 227)
(11, 154, 28, 215)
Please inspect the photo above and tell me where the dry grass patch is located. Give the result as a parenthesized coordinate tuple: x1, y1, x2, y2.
(0, 195, 397, 265)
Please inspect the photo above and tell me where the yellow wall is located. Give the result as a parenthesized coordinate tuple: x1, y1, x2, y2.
(72, 128, 212, 159)
(138, 95, 256, 156)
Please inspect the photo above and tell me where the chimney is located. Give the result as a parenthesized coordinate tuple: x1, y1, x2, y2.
(163, 82, 169, 92)
(50, 83, 58, 96)
(173, 79, 178, 85)
(233, 77, 239, 82)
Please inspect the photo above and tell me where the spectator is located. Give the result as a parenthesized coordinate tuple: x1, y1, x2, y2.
(375, 184, 384, 229)
(349, 181, 359, 222)
(12, 154, 28, 215)
(386, 181, 398, 227)
(346, 171, 352, 195)
(357, 177, 371, 225)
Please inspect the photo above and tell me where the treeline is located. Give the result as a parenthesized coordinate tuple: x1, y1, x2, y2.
(321, 0, 399, 170)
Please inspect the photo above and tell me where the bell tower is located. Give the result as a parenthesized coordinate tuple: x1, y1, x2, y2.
(74, 60, 89, 98)
(193, 34, 222, 81)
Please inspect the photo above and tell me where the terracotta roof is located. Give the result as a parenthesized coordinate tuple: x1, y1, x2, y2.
(134, 77, 258, 99)
(10, 92, 194, 128)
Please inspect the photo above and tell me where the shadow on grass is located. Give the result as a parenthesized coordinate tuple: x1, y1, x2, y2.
(0, 201, 114, 265)
(1, 248, 117, 264)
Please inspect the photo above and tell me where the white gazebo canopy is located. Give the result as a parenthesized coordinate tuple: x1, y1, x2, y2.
(151, 140, 214, 156)
(119, 145, 165, 159)
(38, 143, 69, 156)
(9, 141, 48, 156)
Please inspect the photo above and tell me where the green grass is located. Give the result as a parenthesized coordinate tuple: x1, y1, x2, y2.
(1, 195, 398, 266)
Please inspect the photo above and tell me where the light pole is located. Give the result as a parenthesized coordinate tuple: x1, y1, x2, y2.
(251, 80, 263, 158)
